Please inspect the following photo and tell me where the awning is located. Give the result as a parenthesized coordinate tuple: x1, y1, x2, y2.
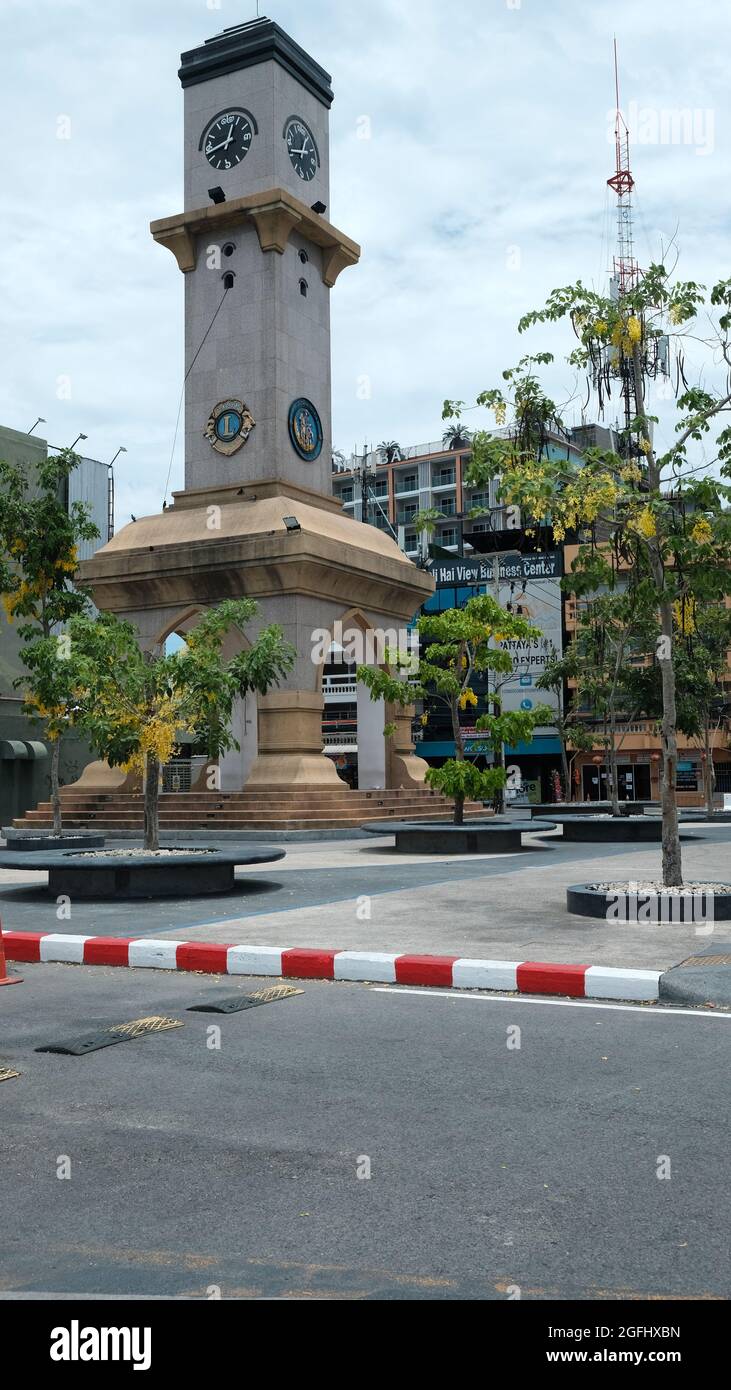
(23, 740, 48, 760)
(0, 739, 48, 761)
(0, 740, 31, 760)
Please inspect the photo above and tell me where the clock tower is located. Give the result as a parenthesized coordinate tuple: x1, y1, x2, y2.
(81, 18, 433, 796)
(153, 17, 358, 498)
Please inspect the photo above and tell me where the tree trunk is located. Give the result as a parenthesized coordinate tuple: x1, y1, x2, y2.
(144, 752, 160, 851)
(51, 737, 62, 836)
(450, 669, 466, 826)
(632, 344, 682, 887)
(608, 714, 621, 816)
(559, 731, 570, 805)
(704, 724, 714, 818)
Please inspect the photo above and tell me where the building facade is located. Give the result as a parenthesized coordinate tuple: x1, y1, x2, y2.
(330, 434, 731, 806)
(0, 424, 110, 823)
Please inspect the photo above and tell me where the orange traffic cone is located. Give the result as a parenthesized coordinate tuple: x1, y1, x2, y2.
(0, 916, 22, 986)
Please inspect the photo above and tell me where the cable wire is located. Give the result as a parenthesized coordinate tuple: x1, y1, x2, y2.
(162, 283, 231, 505)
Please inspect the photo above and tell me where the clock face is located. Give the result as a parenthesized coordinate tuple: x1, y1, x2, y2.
(285, 118, 319, 182)
(203, 112, 254, 170)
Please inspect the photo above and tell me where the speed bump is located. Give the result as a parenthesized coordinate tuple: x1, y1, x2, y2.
(36, 1015, 183, 1056)
(188, 984, 304, 1014)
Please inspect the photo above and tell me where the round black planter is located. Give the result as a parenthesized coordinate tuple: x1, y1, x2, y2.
(365, 819, 556, 854)
(533, 814, 700, 843)
(0, 844, 285, 899)
(530, 801, 651, 818)
(567, 882, 731, 921)
(2, 830, 106, 853)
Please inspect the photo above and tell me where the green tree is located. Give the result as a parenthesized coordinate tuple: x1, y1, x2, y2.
(535, 648, 594, 802)
(445, 266, 731, 884)
(0, 449, 99, 834)
(357, 593, 551, 824)
(59, 599, 295, 849)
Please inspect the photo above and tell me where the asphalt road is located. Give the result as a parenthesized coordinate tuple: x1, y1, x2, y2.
(1, 963, 729, 1300)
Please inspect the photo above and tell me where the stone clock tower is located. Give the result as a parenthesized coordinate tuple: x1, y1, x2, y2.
(161, 18, 356, 497)
(81, 18, 433, 794)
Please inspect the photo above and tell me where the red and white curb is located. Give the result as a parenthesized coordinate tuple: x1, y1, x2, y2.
(2, 932, 662, 1002)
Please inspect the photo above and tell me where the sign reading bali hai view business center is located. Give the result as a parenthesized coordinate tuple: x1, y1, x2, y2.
(432, 551, 564, 727)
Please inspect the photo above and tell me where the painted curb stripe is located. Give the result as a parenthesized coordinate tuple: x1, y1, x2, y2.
(516, 961, 589, 997)
(396, 954, 460, 988)
(3, 931, 43, 962)
(282, 947, 337, 980)
(176, 942, 230, 975)
(84, 937, 134, 966)
(0, 932, 663, 1001)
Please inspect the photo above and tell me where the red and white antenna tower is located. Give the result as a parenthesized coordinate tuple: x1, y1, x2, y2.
(607, 38, 639, 302)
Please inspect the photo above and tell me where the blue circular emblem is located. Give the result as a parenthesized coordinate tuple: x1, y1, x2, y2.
(215, 408, 243, 441)
(288, 398, 323, 461)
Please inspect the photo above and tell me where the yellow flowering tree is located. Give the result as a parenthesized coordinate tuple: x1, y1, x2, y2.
(0, 449, 99, 834)
(443, 265, 731, 884)
(357, 594, 551, 824)
(60, 600, 295, 849)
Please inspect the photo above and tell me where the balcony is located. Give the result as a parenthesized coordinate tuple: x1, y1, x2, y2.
(323, 675, 357, 699)
(394, 476, 419, 496)
(432, 472, 456, 490)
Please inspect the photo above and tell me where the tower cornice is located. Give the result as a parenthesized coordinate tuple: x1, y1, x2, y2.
(150, 187, 360, 285)
(179, 18, 334, 108)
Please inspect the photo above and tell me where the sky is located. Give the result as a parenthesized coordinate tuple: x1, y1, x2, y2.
(0, 0, 729, 524)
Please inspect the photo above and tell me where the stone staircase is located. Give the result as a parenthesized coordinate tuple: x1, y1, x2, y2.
(13, 786, 485, 833)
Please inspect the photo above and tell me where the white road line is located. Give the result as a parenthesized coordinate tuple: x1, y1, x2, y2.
(370, 987, 731, 1019)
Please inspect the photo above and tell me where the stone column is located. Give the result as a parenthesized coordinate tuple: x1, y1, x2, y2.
(356, 681, 386, 789)
(386, 702, 430, 788)
(246, 690, 343, 788)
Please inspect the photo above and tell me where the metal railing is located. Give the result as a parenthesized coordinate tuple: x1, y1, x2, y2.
(161, 756, 209, 793)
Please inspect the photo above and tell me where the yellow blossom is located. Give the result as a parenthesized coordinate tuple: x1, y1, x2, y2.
(633, 506, 657, 538)
(690, 517, 713, 545)
(639, 438, 652, 454)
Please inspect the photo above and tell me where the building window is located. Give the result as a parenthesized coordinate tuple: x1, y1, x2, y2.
(439, 528, 458, 547)
(222, 241, 236, 257)
(299, 278, 308, 297)
(298, 248, 309, 264)
(223, 271, 235, 289)
(340, 487, 354, 503)
(395, 474, 418, 494)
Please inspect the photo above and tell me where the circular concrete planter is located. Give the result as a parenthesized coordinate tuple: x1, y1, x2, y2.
(567, 882, 731, 920)
(0, 844, 285, 899)
(2, 828, 106, 853)
(533, 814, 701, 843)
(529, 801, 651, 818)
(365, 819, 555, 854)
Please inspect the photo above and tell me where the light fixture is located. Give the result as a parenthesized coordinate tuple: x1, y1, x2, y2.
(108, 446, 127, 468)
(70, 432, 88, 450)
(208, 186, 226, 205)
(283, 516, 301, 532)
(311, 201, 327, 216)
(27, 416, 46, 435)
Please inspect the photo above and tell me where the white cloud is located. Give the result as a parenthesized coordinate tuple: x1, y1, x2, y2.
(0, 0, 729, 521)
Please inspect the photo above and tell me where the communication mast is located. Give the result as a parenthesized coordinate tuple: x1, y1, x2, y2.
(607, 39, 640, 450)
(607, 38, 639, 304)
